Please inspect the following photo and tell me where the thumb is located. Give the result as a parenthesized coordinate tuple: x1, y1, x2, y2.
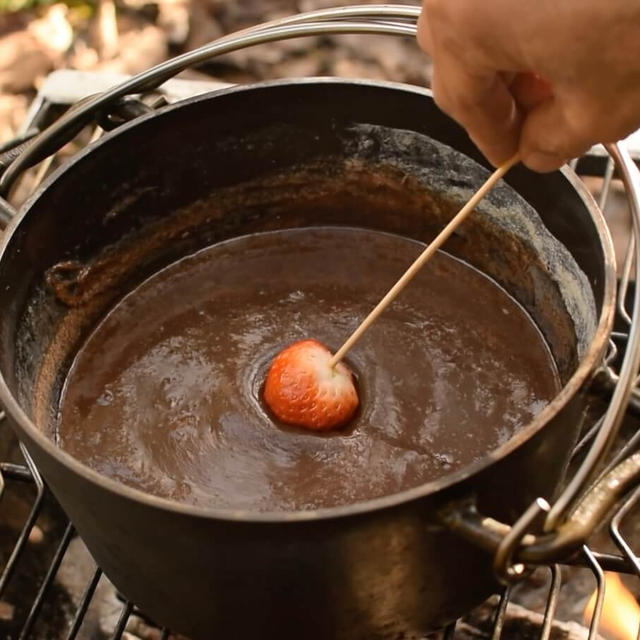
(430, 54, 521, 166)
(519, 97, 596, 172)
(508, 72, 554, 112)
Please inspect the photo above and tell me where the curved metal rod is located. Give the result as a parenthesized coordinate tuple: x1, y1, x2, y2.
(442, 142, 640, 563)
(618, 224, 636, 326)
(231, 4, 420, 29)
(540, 565, 562, 640)
(610, 485, 640, 576)
(584, 546, 605, 640)
(442, 444, 640, 564)
(544, 142, 640, 531)
(0, 199, 13, 229)
(0, 10, 418, 194)
(493, 497, 549, 583)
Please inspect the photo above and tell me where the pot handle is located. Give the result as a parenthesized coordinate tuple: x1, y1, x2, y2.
(440, 141, 640, 581)
(0, 134, 29, 229)
(440, 449, 640, 583)
(0, 117, 93, 228)
(0, 199, 15, 230)
(0, 94, 159, 229)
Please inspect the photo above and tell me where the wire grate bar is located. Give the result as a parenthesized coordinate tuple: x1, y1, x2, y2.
(110, 601, 133, 640)
(562, 551, 635, 574)
(610, 486, 640, 577)
(19, 522, 74, 639)
(20, 445, 44, 493)
(0, 463, 32, 482)
(598, 157, 616, 210)
(539, 565, 561, 640)
(583, 547, 605, 640)
(0, 485, 44, 597)
(443, 621, 456, 640)
(65, 567, 102, 640)
(617, 223, 635, 327)
(490, 586, 511, 640)
(570, 416, 604, 462)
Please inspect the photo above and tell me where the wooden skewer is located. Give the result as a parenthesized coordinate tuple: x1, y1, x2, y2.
(328, 153, 521, 369)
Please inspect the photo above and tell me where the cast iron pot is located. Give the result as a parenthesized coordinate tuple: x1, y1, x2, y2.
(0, 79, 620, 638)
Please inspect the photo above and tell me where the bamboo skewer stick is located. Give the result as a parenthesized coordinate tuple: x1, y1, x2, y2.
(328, 153, 521, 369)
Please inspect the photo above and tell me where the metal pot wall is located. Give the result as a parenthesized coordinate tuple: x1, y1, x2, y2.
(0, 79, 622, 638)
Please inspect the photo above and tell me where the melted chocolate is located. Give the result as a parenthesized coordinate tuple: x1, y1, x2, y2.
(57, 228, 560, 511)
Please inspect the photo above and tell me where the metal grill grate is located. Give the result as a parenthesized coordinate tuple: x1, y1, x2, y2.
(1, 62, 640, 637)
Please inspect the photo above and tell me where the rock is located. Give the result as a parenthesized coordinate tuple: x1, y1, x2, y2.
(29, 4, 73, 54)
(331, 56, 388, 81)
(68, 39, 101, 72)
(0, 30, 57, 93)
(98, 24, 168, 75)
(0, 94, 28, 141)
(183, 0, 225, 50)
(157, 0, 191, 46)
(97, 0, 121, 59)
(271, 53, 323, 78)
(0, 10, 32, 34)
(0, 4, 72, 93)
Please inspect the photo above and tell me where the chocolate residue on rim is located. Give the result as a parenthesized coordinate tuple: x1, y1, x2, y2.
(56, 227, 560, 512)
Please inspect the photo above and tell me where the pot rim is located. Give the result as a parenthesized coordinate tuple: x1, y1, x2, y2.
(0, 78, 617, 523)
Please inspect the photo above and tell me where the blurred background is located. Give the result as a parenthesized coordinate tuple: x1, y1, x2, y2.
(0, 0, 429, 144)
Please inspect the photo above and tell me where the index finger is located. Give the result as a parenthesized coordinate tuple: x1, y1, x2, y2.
(430, 50, 521, 166)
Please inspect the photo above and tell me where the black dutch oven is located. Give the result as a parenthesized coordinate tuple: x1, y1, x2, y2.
(1, 8, 640, 639)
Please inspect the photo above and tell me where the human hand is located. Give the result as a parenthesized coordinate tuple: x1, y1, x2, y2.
(417, 0, 640, 171)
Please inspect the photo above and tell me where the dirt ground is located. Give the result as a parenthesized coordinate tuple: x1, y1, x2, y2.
(0, 0, 429, 142)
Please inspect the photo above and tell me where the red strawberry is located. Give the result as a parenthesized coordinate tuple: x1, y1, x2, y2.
(263, 339, 359, 431)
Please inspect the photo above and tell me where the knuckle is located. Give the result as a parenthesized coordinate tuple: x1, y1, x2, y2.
(435, 81, 492, 125)
(447, 87, 487, 114)
(431, 80, 460, 119)
(527, 110, 593, 160)
(530, 136, 567, 159)
(422, 0, 445, 15)
(555, 107, 598, 157)
(527, 134, 589, 164)
(569, 103, 616, 148)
